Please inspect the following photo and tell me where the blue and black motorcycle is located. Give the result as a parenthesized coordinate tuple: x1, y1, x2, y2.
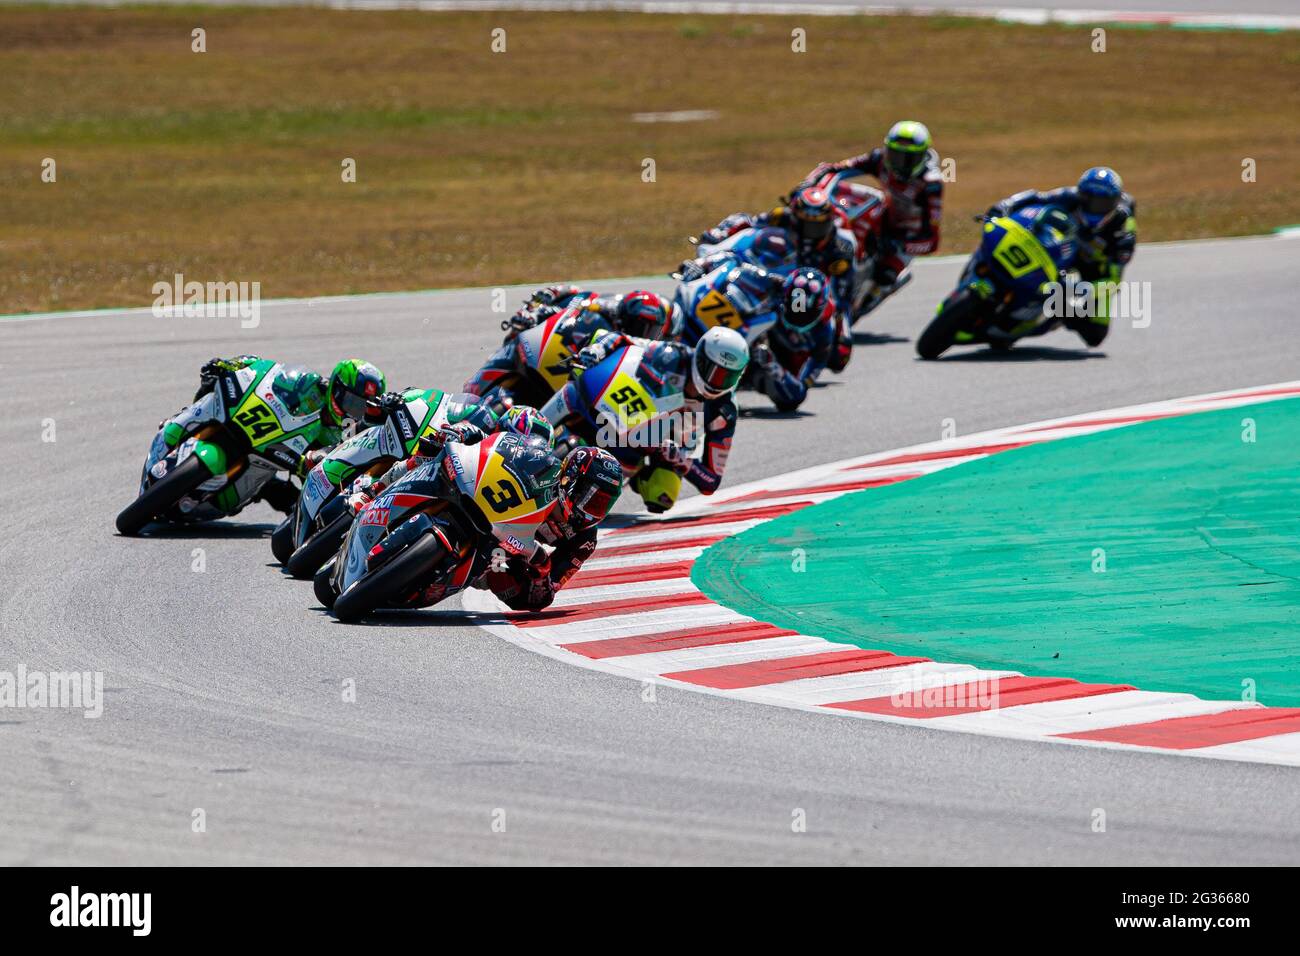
(916, 204, 1079, 360)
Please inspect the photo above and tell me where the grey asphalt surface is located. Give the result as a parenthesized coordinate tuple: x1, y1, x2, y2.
(13, 0, 1297, 19)
(2, 235, 1299, 866)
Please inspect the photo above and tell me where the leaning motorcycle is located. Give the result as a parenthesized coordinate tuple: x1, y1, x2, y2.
(916, 204, 1079, 360)
(672, 262, 779, 348)
(275, 389, 495, 578)
(116, 359, 322, 536)
(541, 342, 692, 512)
(805, 168, 893, 320)
(315, 432, 561, 623)
(463, 301, 603, 415)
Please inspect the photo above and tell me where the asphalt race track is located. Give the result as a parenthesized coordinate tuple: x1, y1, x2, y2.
(2, 235, 1298, 865)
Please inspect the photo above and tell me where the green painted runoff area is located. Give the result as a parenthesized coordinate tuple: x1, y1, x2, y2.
(694, 398, 1300, 706)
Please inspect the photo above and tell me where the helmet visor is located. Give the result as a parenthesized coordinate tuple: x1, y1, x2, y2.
(574, 483, 616, 523)
(698, 356, 744, 396)
(783, 308, 821, 334)
(1081, 192, 1119, 220)
(332, 380, 369, 422)
(796, 217, 833, 243)
(885, 146, 923, 177)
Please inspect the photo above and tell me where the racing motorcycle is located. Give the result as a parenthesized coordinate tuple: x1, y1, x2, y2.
(805, 168, 904, 322)
(274, 389, 496, 578)
(463, 301, 602, 415)
(688, 226, 799, 277)
(916, 204, 1079, 360)
(672, 262, 780, 348)
(540, 341, 692, 511)
(314, 432, 560, 623)
(116, 359, 323, 536)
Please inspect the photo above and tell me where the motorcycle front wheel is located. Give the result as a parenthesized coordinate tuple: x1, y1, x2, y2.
(916, 291, 979, 360)
(286, 508, 355, 579)
(115, 454, 213, 536)
(332, 532, 448, 624)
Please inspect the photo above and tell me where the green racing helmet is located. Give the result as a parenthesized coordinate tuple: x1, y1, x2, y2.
(327, 359, 386, 424)
(884, 120, 933, 178)
(271, 365, 327, 418)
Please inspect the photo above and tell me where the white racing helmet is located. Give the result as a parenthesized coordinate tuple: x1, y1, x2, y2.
(691, 327, 749, 399)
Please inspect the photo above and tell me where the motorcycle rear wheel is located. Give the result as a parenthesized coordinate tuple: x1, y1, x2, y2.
(115, 454, 212, 536)
(332, 533, 448, 624)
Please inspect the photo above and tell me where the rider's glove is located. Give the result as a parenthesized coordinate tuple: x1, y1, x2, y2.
(346, 490, 373, 514)
(658, 440, 693, 474)
(675, 258, 707, 282)
(568, 346, 600, 374)
(295, 448, 327, 479)
(751, 343, 778, 371)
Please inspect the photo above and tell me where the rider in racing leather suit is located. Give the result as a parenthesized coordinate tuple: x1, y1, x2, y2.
(571, 330, 739, 498)
(698, 193, 854, 373)
(502, 285, 676, 343)
(987, 169, 1136, 347)
(169, 355, 385, 513)
(800, 124, 944, 288)
(748, 269, 836, 413)
(347, 429, 619, 614)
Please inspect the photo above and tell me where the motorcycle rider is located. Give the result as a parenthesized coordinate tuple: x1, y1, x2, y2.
(699, 188, 855, 371)
(678, 226, 798, 280)
(986, 166, 1136, 347)
(748, 269, 836, 413)
(674, 259, 785, 347)
(503, 287, 677, 343)
(799, 120, 945, 305)
(345, 418, 623, 614)
(567, 325, 750, 510)
(167, 355, 386, 512)
(485, 446, 626, 612)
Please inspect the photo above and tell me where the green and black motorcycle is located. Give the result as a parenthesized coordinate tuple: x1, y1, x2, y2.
(275, 389, 497, 578)
(116, 360, 327, 536)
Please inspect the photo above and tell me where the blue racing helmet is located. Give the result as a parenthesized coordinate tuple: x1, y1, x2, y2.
(1077, 167, 1123, 228)
(781, 269, 831, 334)
(748, 228, 797, 272)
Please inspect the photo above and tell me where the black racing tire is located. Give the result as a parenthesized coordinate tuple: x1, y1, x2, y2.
(115, 454, 212, 536)
(314, 559, 340, 610)
(270, 515, 296, 565)
(917, 293, 977, 360)
(332, 533, 447, 624)
(286, 510, 355, 579)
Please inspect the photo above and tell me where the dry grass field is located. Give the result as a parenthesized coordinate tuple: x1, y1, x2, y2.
(1, 6, 1297, 313)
